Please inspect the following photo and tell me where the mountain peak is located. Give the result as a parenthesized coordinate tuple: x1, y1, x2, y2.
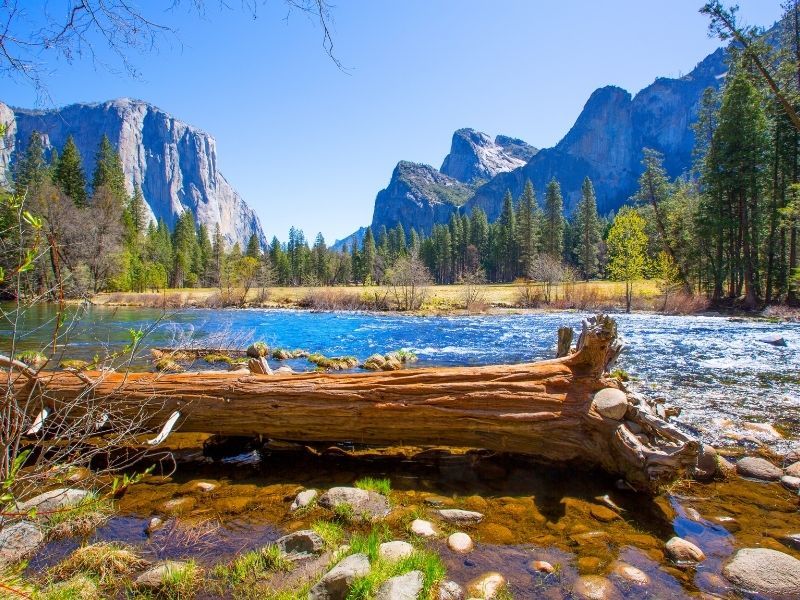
(440, 127, 531, 184)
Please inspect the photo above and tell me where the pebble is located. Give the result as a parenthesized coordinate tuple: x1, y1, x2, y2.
(611, 561, 650, 586)
(573, 575, 618, 600)
(447, 532, 474, 553)
(735, 457, 782, 481)
(194, 481, 217, 493)
(290, 489, 318, 511)
(665, 536, 705, 563)
(410, 519, 437, 538)
(438, 509, 484, 525)
(438, 580, 464, 600)
(465, 572, 507, 599)
(529, 560, 555, 574)
(145, 517, 164, 535)
(379, 540, 414, 562)
(781, 475, 800, 491)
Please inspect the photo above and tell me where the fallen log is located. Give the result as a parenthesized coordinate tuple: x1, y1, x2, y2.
(9, 315, 698, 492)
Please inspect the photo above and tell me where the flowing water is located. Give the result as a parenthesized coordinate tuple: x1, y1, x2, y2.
(5, 305, 800, 598)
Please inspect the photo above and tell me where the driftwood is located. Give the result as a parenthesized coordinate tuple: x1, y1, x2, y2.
(9, 315, 698, 492)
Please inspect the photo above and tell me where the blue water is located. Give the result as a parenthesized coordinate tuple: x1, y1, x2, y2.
(3, 305, 799, 449)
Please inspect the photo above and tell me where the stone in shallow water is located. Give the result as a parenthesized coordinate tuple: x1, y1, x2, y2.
(465, 572, 506, 599)
(593, 388, 628, 420)
(447, 532, 474, 553)
(589, 504, 619, 522)
(375, 570, 424, 600)
(135, 561, 190, 589)
(785, 461, 800, 478)
(0, 521, 44, 565)
(665, 536, 705, 563)
(379, 540, 414, 562)
(16, 488, 91, 514)
(309, 553, 370, 600)
(781, 475, 800, 491)
(318, 487, 390, 521)
(611, 561, 650, 587)
(529, 560, 554, 574)
(410, 519, 437, 537)
(694, 444, 718, 481)
(573, 575, 618, 600)
(290, 489, 318, 511)
(438, 580, 464, 600)
(722, 548, 800, 600)
(276, 530, 324, 555)
(735, 456, 782, 481)
(438, 509, 484, 525)
(778, 533, 800, 551)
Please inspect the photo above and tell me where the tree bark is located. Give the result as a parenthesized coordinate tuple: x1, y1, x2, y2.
(11, 316, 698, 493)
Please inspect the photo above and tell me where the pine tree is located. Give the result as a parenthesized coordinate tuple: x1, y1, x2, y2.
(53, 135, 87, 206)
(497, 191, 517, 281)
(516, 180, 539, 278)
(92, 135, 127, 201)
(312, 232, 329, 284)
(542, 178, 565, 258)
(246, 233, 260, 258)
(361, 227, 376, 284)
(15, 131, 47, 195)
(574, 177, 602, 278)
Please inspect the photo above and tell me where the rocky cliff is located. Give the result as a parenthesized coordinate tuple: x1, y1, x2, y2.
(0, 98, 265, 248)
(440, 128, 536, 184)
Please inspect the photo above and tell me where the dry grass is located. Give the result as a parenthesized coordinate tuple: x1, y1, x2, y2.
(50, 541, 147, 584)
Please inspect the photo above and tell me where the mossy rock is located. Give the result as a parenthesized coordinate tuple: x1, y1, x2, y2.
(307, 353, 359, 371)
(362, 354, 386, 371)
(204, 353, 234, 365)
(60, 359, 89, 370)
(18, 350, 47, 367)
(155, 358, 184, 373)
(246, 341, 269, 358)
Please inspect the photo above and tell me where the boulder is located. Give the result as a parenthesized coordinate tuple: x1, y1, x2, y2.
(573, 575, 619, 600)
(309, 553, 370, 600)
(362, 354, 387, 371)
(0, 521, 44, 565)
(722, 548, 800, 600)
(665, 537, 705, 563)
(694, 444, 718, 481)
(135, 561, 191, 590)
(318, 487, 390, 521)
(291, 489, 318, 511)
(275, 530, 325, 555)
(410, 519, 437, 538)
(593, 388, 629, 420)
(375, 570, 424, 600)
(447, 532, 474, 553)
(437, 509, 484, 525)
(736, 457, 782, 481)
(379, 540, 414, 562)
(781, 475, 800, 492)
(16, 488, 91, 514)
(785, 461, 800, 478)
(438, 580, 464, 600)
(610, 561, 649, 587)
(758, 334, 787, 346)
(465, 572, 507, 599)
(785, 447, 800, 464)
(246, 342, 269, 358)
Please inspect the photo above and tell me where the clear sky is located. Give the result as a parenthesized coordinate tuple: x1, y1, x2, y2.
(2, 1, 785, 243)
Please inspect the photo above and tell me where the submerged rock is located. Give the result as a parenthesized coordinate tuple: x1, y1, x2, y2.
(275, 529, 325, 555)
(589, 504, 619, 522)
(611, 562, 650, 587)
(593, 388, 629, 420)
(379, 540, 414, 562)
(781, 475, 800, 492)
(778, 533, 800, 551)
(375, 570, 424, 600)
(309, 552, 370, 600)
(529, 560, 555, 574)
(665, 536, 705, 563)
(447, 532, 474, 553)
(736, 457, 782, 481)
(438, 509, 484, 525)
(16, 488, 91, 514)
(466, 572, 507, 599)
(573, 575, 619, 600)
(722, 548, 800, 599)
(318, 487, 390, 521)
(438, 580, 464, 600)
(758, 334, 787, 346)
(0, 521, 44, 565)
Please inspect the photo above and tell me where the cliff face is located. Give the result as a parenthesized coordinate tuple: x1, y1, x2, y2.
(440, 128, 534, 184)
(0, 98, 265, 248)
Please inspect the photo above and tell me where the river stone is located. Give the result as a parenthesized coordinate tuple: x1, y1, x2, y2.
(447, 532, 474, 553)
(379, 540, 414, 562)
(665, 537, 705, 563)
(135, 561, 190, 589)
(0, 521, 44, 565)
(590, 504, 619, 522)
(758, 333, 787, 346)
(145, 517, 164, 534)
(318, 487, 390, 521)
(785, 461, 800, 477)
(194, 481, 217, 493)
(573, 575, 618, 600)
(736, 457, 782, 481)
(291, 489, 318, 511)
(465, 572, 506, 599)
(611, 562, 650, 586)
(410, 519, 437, 537)
(781, 475, 800, 491)
(438, 509, 484, 525)
(786, 447, 800, 464)
(309, 552, 370, 600)
(276, 530, 324, 555)
(694, 444, 718, 481)
(722, 548, 800, 599)
(593, 388, 628, 420)
(16, 488, 91, 514)
(529, 560, 555, 574)
(778, 533, 800, 551)
(375, 570, 424, 600)
(438, 580, 464, 600)
(246, 342, 269, 358)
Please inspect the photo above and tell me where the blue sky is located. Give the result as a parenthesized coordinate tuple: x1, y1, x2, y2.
(2, 1, 784, 243)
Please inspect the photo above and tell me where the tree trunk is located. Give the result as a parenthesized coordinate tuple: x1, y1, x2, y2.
(10, 317, 698, 493)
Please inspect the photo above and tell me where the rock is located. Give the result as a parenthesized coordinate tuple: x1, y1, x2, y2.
(736, 457, 782, 481)
(410, 519, 437, 537)
(275, 530, 325, 555)
(0, 521, 44, 565)
(785, 461, 800, 478)
(722, 548, 800, 600)
(379, 541, 414, 562)
(578, 556, 602, 572)
(308, 553, 370, 600)
(441, 128, 530, 184)
(694, 444, 718, 481)
(592, 388, 629, 420)
(246, 342, 269, 358)
(145, 517, 164, 534)
(447, 532, 474, 553)
(758, 333, 787, 346)
(717, 456, 736, 478)
(423, 496, 453, 507)
(275, 365, 295, 374)
(162, 497, 196, 515)
(16, 488, 91, 514)
(194, 481, 217, 493)
(573, 575, 618, 600)
(291, 489, 318, 511)
(589, 505, 619, 522)
(318, 487, 390, 521)
(785, 447, 800, 464)
(438, 509, 484, 525)
(529, 560, 555, 574)
(375, 570, 424, 600)
(465, 572, 507, 599)
(781, 475, 800, 491)
(438, 580, 464, 600)
(480, 523, 514, 544)
(695, 571, 730, 595)
(362, 354, 387, 370)
(611, 562, 649, 586)
(778, 533, 800, 551)
(135, 561, 191, 590)
(665, 537, 705, 563)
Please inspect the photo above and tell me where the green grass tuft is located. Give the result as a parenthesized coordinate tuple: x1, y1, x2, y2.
(213, 545, 291, 586)
(311, 520, 344, 548)
(353, 477, 391, 496)
(332, 502, 355, 523)
(204, 353, 234, 365)
(344, 547, 445, 600)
